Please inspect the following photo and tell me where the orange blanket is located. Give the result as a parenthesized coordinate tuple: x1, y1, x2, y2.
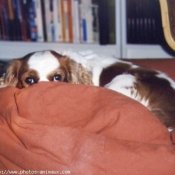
(0, 82, 175, 175)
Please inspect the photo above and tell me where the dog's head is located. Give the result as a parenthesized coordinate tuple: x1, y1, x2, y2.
(3, 50, 93, 88)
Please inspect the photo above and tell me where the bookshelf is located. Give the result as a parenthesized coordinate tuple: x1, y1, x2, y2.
(0, 0, 121, 60)
(120, 0, 174, 59)
(0, 0, 174, 60)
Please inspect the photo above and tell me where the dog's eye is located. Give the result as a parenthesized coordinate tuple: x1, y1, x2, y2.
(53, 74, 62, 82)
(25, 77, 36, 85)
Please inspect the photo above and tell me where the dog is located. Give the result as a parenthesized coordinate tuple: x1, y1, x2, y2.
(2, 50, 93, 88)
(1, 50, 175, 130)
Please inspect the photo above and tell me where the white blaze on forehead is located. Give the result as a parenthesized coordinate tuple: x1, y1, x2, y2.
(28, 51, 60, 81)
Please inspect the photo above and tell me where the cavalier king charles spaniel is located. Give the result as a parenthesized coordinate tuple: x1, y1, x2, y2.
(1, 50, 175, 130)
(2, 50, 93, 88)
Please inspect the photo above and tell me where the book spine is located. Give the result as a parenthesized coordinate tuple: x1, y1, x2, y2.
(0, 1, 3, 39)
(13, 0, 22, 40)
(23, 0, 32, 41)
(67, 0, 73, 42)
(92, 2, 99, 43)
(50, 0, 55, 42)
(41, 0, 47, 41)
(0, 0, 6, 40)
(17, 0, 24, 41)
(78, 0, 83, 43)
(0, 1, 1, 39)
(60, 0, 65, 42)
(82, 18, 87, 42)
(57, 0, 63, 42)
(63, 0, 69, 42)
(29, 0, 38, 41)
(107, 0, 115, 44)
(84, 0, 93, 43)
(52, 0, 62, 42)
(7, 0, 15, 40)
(0, 1, 2, 39)
(20, 0, 28, 41)
(98, 0, 109, 45)
(52, 0, 58, 42)
(79, 0, 86, 42)
(44, 0, 51, 41)
(35, 0, 44, 41)
(71, 0, 80, 43)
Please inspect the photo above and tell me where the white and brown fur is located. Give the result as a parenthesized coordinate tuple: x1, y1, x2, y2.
(1, 50, 175, 130)
(100, 62, 175, 130)
(3, 50, 93, 88)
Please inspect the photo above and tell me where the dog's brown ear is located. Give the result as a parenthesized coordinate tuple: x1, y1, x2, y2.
(76, 63, 94, 85)
(67, 59, 93, 85)
(4, 59, 21, 87)
(57, 56, 93, 85)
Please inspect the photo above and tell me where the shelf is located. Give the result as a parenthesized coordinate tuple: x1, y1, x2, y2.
(120, 0, 173, 59)
(0, 0, 121, 60)
(0, 0, 174, 60)
(0, 41, 120, 60)
(121, 44, 174, 59)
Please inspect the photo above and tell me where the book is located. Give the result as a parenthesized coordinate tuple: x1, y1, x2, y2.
(92, 2, 99, 43)
(63, 0, 69, 42)
(0, 0, 1, 39)
(78, 0, 86, 42)
(71, 0, 80, 43)
(22, 0, 32, 41)
(7, 0, 15, 40)
(0, 0, 6, 40)
(59, 0, 73, 42)
(41, 0, 47, 41)
(50, 0, 55, 42)
(13, 0, 22, 41)
(53, 0, 62, 42)
(44, 0, 52, 41)
(67, 0, 73, 42)
(21, 0, 27, 40)
(3, 0, 10, 40)
(98, 0, 109, 45)
(57, 0, 63, 42)
(78, 0, 83, 43)
(0, 16, 2, 39)
(28, 0, 38, 41)
(35, 0, 44, 41)
(82, 0, 93, 43)
(0, 0, 101, 44)
(107, 0, 116, 44)
(60, 0, 66, 42)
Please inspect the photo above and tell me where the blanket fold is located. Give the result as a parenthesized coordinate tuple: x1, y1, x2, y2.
(0, 82, 175, 175)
